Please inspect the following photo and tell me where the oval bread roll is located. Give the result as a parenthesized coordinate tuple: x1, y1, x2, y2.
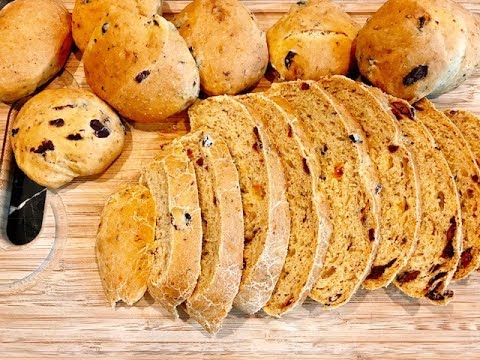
(10, 88, 125, 189)
(72, 0, 162, 52)
(96, 185, 156, 308)
(0, 0, 72, 103)
(267, 0, 360, 81)
(83, 7, 199, 123)
(172, 0, 268, 96)
(355, 0, 480, 103)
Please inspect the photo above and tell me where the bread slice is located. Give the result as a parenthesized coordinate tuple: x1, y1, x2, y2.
(189, 96, 291, 315)
(318, 76, 420, 290)
(174, 130, 244, 334)
(414, 99, 480, 280)
(96, 184, 156, 307)
(266, 81, 381, 309)
(368, 89, 462, 304)
(234, 93, 332, 316)
(444, 110, 480, 171)
(139, 143, 202, 317)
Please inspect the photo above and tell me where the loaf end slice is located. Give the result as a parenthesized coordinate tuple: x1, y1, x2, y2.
(96, 184, 156, 308)
(140, 142, 202, 317)
(189, 96, 291, 315)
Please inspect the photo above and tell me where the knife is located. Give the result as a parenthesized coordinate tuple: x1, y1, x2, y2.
(0, 0, 12, 10)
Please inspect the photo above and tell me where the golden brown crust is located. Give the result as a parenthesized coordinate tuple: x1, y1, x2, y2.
(0, 0, 72, 103)
(355, 0, 480, 103)
(83, 7, 199, 123)
(267, 0, 359, 81)
(10, 88, 125, 189)
(172, 0, 268, 96)
(72, 0, 162, 52)
(96, 185, 156, 308)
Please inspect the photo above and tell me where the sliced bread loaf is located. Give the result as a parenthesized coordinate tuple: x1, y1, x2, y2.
(318, 76, 420, 290)
(234, 93, 332, 316)
(414, 99, 480, 280)
(266, 81, 381, 309)
(174, 130, 244, 334)
(189, 96, 291, 315)
(139, 143, 203, 317)
(368, 89, 462, 304)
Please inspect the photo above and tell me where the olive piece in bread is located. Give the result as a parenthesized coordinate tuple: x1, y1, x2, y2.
(172, 0, 268, 96)
(83, 7, 199, 123)
(267, 0, 360, 81)
(10, 88, 125, 189)
(0, 0, 72, 103)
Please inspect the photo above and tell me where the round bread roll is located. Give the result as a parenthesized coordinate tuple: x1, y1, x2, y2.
(355, 0, 480, 103)
(10, 89, 125, 189)
(72, 0, 162, 52)
(172, 0, 268, 96)
(0, 0, 72, 103)
(83, 7, 199, 123)
(267, 0, 360, 81)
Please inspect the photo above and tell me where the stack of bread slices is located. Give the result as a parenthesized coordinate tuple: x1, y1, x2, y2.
(96, 75, 480, 334)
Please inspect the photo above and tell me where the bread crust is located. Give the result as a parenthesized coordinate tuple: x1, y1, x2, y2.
(83, 7, 199, 123)
(0, 0, 72, 103)
(140, 143, 203, 317)
(267, 0, 359, 81)
(96, 185, 156, 307)
(172, 0, 268, 96)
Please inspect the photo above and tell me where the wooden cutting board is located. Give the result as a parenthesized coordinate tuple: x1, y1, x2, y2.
(1, 1, 480, 358)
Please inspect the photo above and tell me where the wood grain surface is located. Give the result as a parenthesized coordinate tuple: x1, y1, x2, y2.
(1, 1, 480, 358)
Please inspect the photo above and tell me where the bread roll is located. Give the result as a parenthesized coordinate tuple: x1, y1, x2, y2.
(83, 7, 199, 123)
(172, 0, 268, 96)
(10, 88, 125, 189)
(267, 0, 360, 81)
(355, 0, 480, 103)
(0, 0, 72, 103)
(72, 0, 162, 52)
